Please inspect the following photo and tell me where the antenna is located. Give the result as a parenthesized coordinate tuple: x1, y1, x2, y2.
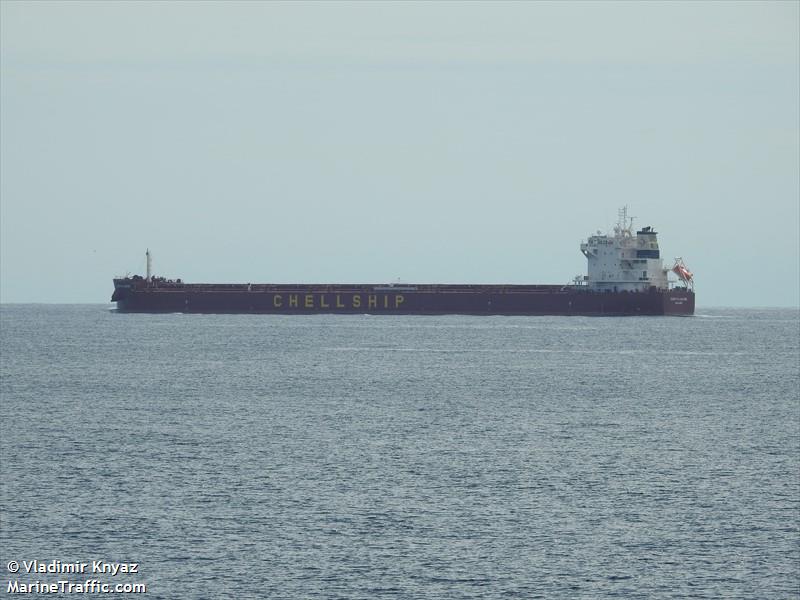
(146, 249, 152, 282)
(615, 206, 633, 236)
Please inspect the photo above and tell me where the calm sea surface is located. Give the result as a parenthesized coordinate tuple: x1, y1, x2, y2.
(1, 305, 798, 599)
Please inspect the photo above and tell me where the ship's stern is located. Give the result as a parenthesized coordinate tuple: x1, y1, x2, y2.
(663, 288, 695, 315)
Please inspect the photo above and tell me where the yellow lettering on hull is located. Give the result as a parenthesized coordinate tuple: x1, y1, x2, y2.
(271, 292, 407, 310)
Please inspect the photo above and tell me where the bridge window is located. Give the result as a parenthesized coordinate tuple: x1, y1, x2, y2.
(636, 249, 660, 258)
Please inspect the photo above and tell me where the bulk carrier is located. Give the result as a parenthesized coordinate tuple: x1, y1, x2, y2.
(111, 209, 695, 316)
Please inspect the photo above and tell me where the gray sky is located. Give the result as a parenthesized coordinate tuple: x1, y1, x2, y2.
(1, 1, 798, 307)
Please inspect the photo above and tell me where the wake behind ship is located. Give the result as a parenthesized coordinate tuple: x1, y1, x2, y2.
(111, 209, 695, 316)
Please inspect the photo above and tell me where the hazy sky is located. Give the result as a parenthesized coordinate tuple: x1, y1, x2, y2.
(1, 1, 798, 306)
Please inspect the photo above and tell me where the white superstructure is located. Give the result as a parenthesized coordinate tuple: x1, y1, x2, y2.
(580, 207, 670, 292)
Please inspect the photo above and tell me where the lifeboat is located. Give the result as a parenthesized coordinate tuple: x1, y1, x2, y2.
(672, 259, 693, 283)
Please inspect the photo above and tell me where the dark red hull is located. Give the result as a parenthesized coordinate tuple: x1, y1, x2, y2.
(112, 281, 694, 316)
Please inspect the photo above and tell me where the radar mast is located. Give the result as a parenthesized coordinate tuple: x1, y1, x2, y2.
(614, 205, 634, 237)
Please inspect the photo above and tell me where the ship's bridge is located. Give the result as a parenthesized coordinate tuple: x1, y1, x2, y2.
(580, 209, 669, 293)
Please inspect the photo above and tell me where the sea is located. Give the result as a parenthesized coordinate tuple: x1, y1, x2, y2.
(1, 305, 798, 599)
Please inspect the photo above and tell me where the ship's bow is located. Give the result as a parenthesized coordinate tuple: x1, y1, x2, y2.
(111, 278, 134, 305)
